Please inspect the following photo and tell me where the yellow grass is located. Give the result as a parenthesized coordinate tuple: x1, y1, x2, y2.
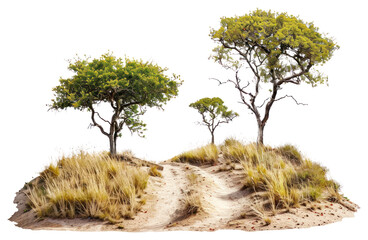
(149, 166, 162, 177)
(220, 137, 248, 162)
(26, 151, 149, 222)
(221, 139, 341, 210)
(184, 172, 203, 215)
(171, 144, 219, 165)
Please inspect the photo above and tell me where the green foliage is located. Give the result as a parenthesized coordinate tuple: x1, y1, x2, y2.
(50, 52, 182, 154)
(189, 97, 238, 143)
(210, 9, 338, 86)
(51, 52, 181, 111)
(210, 10, 339, 145)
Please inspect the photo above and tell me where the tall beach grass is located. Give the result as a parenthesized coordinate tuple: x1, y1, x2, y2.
(26, 151, 149, 223)
(221, 139, 341, 210)
(171, 144, 219, 165)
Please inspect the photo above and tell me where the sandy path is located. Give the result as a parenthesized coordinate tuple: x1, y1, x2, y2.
(185, 165, 248, 230)
(133, 163, 188, 231)
(127, 162, 248, 231)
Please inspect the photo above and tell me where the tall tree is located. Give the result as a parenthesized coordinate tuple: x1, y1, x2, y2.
(210, 9, 338, 145)
(190, 97, 238, 144)
(50, 52, 182, 156)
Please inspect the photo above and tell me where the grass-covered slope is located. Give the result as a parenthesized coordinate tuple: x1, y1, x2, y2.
(25, 152, 149, 223)
(171, 144, 219, 165)
(172, 138, 342, 211)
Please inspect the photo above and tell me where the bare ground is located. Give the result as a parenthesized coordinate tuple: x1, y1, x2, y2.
(9, 159, 359, 232)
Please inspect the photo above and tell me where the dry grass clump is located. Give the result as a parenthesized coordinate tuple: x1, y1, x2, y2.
(183, 172, 203, 215)
(220, 138, 248, 162)
(149, 166, 162, 177)
(26, 151, 149, 223)
(171, 144, 219, 165)
(186, 172, 199, 184)
(184, 191, 203, 215)
(275, 144, 303, 165)
(220, 139, 341, 210)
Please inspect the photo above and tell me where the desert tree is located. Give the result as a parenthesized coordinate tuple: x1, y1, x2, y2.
(50, 52, 182, 156)
(190, 97, 238, 144)
(210, 9, 338, 145)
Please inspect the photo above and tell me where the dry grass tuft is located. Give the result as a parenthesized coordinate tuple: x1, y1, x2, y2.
(184, 191, 202, 215)
(276, 144, 303, 165)
(171, 144, 219, 165)
(149, 166, 162, 177)
(26, 151, 149, 223)
(186, 172, 199, 184)
(263, 217, 272, 226)
(220, 138, 248, 162)
(183, 172, 204, 215)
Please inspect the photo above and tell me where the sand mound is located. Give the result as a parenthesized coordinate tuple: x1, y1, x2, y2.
(9, 159, 358, 232)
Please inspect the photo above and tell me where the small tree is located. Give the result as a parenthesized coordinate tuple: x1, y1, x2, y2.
(50, 52, 182, 156)
(210, 9, 338, 145)
(190, 97, 238, 144)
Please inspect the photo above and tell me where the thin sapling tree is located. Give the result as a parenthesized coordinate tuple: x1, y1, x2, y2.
(190, 97, 238, 144)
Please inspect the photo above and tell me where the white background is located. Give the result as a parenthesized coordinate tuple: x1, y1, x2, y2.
(1, 0, 367, 239)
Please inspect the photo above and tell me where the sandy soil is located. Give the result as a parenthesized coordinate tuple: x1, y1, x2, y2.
(9, 159, 359, 232)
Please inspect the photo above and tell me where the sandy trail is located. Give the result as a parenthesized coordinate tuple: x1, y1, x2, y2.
(129, 162, 248, 231)
(130, 163, 188, 231)
(183, 165, 248, 230)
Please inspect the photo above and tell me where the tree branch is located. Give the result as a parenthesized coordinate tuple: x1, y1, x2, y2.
(209, 77, 235, 86)
(121, 101, 142, 108)
(257, 97, 270, 108)
(90, 106, 110, 136)
(220, 40, 260, 79)
(275, 95, 308, 106)
(95, 111, 111, 125)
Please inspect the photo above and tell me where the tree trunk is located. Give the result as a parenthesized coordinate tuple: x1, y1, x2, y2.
(257, 124, 264, 146)
(109, 135, 117, 157)
(211, 132, 215, 145)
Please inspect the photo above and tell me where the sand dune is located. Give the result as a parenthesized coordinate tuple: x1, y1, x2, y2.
(10, 157, 358, 232)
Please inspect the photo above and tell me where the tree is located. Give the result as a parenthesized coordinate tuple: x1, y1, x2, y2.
(50, 52, 182, 156)
(189, 97, 238, 144)
(210, 9, 338, 145)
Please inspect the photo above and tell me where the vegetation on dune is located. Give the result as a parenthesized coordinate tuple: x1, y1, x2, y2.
(220, 138, 249, 162)
(184, 172, 203, 215)
(26, 152, 149, 223)
(176, 138, 341, 212)
(171, 144, 219, 165)
(149, 166, 162, 178)
(221, 139, 341, 210)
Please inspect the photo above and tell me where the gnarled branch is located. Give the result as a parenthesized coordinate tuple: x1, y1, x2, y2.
(90, 106, 109, 136)
(275, 95, 308, 106)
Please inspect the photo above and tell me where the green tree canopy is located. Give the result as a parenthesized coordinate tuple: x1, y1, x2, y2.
(50, 52, 182, 155)
(210, 9, 338, 144)
(190, 97, 238, 144)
